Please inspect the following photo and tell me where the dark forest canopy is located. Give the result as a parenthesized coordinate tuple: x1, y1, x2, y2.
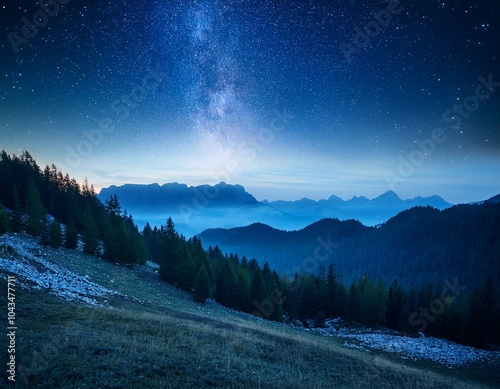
(0, 150, 149, 264)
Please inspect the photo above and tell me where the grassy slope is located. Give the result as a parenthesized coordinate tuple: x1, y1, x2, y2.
(0, 240, 499, 388)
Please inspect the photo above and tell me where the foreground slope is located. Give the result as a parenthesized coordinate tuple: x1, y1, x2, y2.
(0, 233, 498, 388)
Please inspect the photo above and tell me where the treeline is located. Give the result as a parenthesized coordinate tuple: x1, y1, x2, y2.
(282, 268, 500, 349)
(0, 150, 148, 264)
(142, 218, 284, 320)
(142, 217, 499, 349)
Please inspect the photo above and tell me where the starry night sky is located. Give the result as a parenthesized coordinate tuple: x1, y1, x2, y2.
(1, 0, 499, 203)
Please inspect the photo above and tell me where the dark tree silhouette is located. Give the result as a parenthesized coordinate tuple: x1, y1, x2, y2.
(0, 203, 10, 235)
(82, 205, 99, 255)
(25, 180, 46, 236)
(194, 266, 212, 303)
(64, 216, 79, 250)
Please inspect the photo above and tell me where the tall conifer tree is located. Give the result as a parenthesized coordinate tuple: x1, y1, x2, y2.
(82, 205, 99, 255)
(25, 180, 45, 236)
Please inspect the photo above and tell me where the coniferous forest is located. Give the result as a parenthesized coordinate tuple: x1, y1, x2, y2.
(0, 150, 499, 350)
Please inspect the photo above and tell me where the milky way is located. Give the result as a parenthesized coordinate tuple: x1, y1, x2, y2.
(183, 1, 248, 148)
(1, 0, 499, 202)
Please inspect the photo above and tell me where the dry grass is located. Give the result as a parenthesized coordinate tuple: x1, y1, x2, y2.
(0, 244, 498, 388)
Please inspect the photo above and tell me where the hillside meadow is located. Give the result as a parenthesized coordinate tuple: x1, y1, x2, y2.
(0, 237, 498, 388)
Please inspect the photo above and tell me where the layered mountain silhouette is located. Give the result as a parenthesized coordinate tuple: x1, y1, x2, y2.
(262, 190, 451, 227)
(98, 182, 452, 236)
(198, 202, 500, 291)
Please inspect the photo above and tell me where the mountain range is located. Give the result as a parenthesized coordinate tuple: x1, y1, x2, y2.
(98, 182, 453, 236)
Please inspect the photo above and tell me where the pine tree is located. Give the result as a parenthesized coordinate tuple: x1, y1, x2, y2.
(283, 273, 304, 321)
(176, 245, 196, 290)
(483, 276, 497, 343)
(25, 181, 45, 236)
(40, 219, 51, 246)
(357, 274, 376, 325)
(373, 279, 388, 325)
(64, 216, 79, 249)
(262, 262, 275, 293)
(326, 264, 336, 316)
(49, 219, 62, 248)
(159, 217, 180, 283)
(105, 194, 122, 216)
(314, 310, 326, 328)
(102, 221, 120, 262)
(464, 276, 497, 347)
(347, 283, 361, 322)
(82, 205, 99, 255)
(215, 260, 237, 308)
(233, 266, 251, 312)
(269, 270, 284, 322)
(386, 279, 406, 331)
(435, 295, 461, 342)
(130, 231, 149, 265)
(10, 189, 23, 232)
(0, 203, 9, 235)
(142, 222, 153, 247)
(250, 268, 267, 305)
(193, 266, 211, 303)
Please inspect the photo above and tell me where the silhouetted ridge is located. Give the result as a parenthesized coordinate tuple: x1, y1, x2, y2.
(486, 194, 500, 204)
(199, 203, 500, 291)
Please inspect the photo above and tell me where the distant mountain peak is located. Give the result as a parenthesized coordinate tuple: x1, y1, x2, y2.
(98, 182, 258, 213)
(350, 195, 368, 200)
(374, 190, 401, 202)
(327, 194, 343, 202)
